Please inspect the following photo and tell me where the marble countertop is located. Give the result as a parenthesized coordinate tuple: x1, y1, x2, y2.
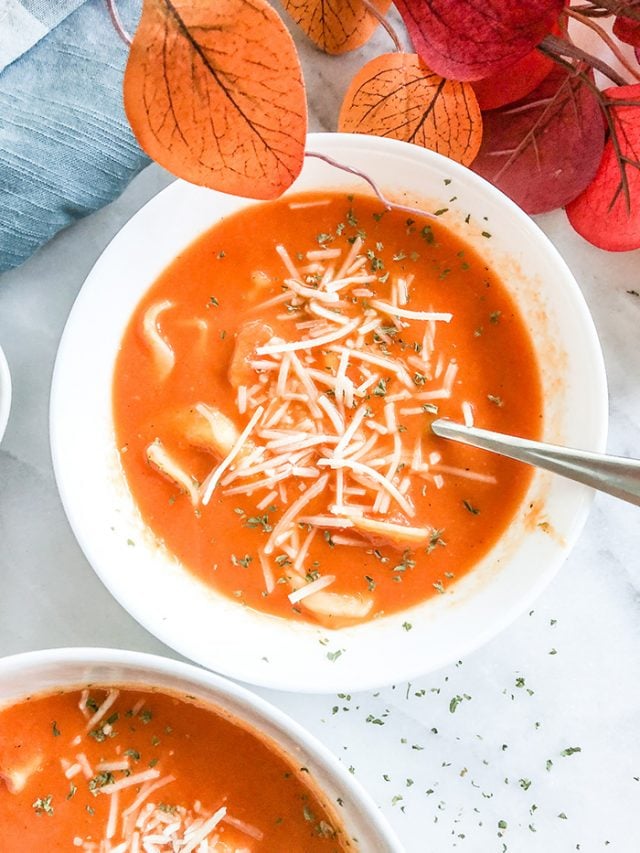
(2, 16, 640, 853)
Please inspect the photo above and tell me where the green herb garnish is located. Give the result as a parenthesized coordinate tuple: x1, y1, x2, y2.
(32, 795, 54, 816)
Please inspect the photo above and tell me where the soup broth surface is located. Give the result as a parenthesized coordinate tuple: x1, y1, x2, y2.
(113, 192, 542, 627)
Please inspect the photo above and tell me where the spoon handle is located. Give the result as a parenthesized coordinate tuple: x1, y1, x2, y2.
(431, 419, 640, 508)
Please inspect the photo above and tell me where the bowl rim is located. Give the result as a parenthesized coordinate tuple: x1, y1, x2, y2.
(0, 342, 11, 444)
(0, 645, 403, 851)
(50, 132, 608, 692)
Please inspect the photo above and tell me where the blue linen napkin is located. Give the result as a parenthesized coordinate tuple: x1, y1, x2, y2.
(0, 1, 86, 72)
(0, 0, 148, 274)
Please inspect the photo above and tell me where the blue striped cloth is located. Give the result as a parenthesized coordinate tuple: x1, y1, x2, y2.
(0, 0, 148, 273)
(0, 1, 86, 71)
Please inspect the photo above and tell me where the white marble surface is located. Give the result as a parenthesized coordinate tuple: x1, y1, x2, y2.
(2, 14, 640, 853)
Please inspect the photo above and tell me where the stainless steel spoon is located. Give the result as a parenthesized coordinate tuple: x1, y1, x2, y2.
(431, 419, 640, 507)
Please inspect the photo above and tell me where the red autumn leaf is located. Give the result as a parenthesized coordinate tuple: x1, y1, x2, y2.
(471, 44, 555, 111)
(393, 0, 564, 81)
(338, 53, 483, 166)
(124, 0, 307, 200)
(613, 14, 640, 47)
(471, 19, 562, 111)
(566, 84, 640, 252)
(281, 0, 392, 54)
(472, 66, 604, 214)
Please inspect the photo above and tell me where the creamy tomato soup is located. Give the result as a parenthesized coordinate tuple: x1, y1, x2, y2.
(113, 192, 542, 627)
(0, 686, 350, 851)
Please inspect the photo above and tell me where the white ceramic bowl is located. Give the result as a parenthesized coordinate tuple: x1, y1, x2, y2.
(0, 647, 402, 851)
(0, 342, 11, 444)
(50, 133, 607, 692)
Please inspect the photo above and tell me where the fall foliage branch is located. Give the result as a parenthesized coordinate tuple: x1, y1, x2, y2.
(582, 0, 640, 22)
(102, 0, 640, 248)
(539, 33, 628, 85)
(567, 7, 640, 82)
(569, 4, 614, 15)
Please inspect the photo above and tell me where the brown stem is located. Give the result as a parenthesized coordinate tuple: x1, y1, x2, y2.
(583, 0, 640, 21)
(567, 7, 640, 81)
(502, 97, 555, 115)
(539, 33, 629, 85)
(304, 151, 435, 219)
(361, 0, 403, 52)
(569, 4, 613, 15)
(106, 0, 132, 46)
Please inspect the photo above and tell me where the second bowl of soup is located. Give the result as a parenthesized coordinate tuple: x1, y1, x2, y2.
(0, 647, 401, 850)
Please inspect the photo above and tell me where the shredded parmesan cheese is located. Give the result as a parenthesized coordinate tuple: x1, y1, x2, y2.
(121, 776, 176, 820)
(99, 768, 161, 796)
(264, 474, 329, 554)
(288, 198, 331, 210)
(85, 690, 120, 733)
(288, 574, 336, 604)
(317, 458, 414, 517)
(64, 762, 82, 780)
(181, 807, 227, 853)
(106, 789, 119, 840)
(222, 813, 265, 840)
(259, 551, 275, 594)
(256, 317, 360, 355)
(75, 753, 93, 780)
(432, 464, 497, 484)
(200, 406, 265, 505)
(370, 300, 453, 323)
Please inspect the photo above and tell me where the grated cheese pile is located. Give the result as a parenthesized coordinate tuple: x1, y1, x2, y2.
(59, 690, 261, 853)
(144, 233, 494, 614)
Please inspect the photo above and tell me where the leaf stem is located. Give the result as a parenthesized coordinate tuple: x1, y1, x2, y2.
(106, 0, 132, 46)
(567, 7, 640, 82)
(501, 97, 555, 115)
(361, 0, 403, 53)
(539, 33, 629, 85)
(569, 4, 613, 16)
(582, 0, 640, 22)
(304, 151, 435, 219)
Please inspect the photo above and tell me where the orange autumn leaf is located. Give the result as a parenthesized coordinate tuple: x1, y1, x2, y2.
(282, 0, 392, 54)
(338, 53, 482, 166)
(124, 0, 307, 200)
